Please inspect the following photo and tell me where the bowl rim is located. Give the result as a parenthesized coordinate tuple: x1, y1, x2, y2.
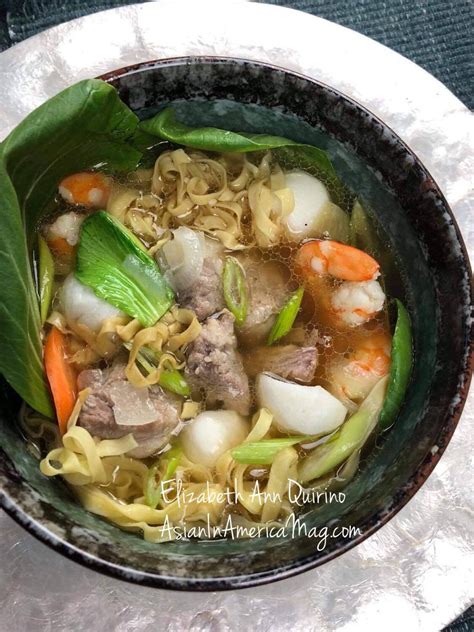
(1, 54, 472, 591)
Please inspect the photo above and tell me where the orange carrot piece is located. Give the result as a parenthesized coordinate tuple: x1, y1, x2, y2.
(48, 236, 75, 258)
(59, 172, 110, 207)
(44, 327, 77, 435)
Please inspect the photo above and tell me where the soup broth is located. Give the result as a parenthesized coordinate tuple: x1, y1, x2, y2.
(24, 143, 395, 542)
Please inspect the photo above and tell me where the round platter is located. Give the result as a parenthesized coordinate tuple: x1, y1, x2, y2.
(0, 2, 472, 630)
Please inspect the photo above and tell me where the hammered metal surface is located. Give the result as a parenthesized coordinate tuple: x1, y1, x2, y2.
(0, 1, 472, 630)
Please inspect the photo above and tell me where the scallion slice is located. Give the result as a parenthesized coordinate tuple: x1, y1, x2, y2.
(145, 448, 181, 508)
(223, 256, 248, 326)
(231, 435, 312, 465)
(267, 286, 304, 345)
(123, 342, 190, 397)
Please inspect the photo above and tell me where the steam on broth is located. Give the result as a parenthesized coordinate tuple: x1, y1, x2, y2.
(19, 114, 409, 542)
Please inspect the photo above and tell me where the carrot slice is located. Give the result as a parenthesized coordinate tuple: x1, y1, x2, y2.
(44, 327, 77, 434)
(48, 236, 75, 258)
(59, 172, 110, 207)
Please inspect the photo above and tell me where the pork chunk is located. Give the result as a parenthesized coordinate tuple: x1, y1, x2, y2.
(178, 239, 225, 321)
(237, 255, 289, 347)
(77, 362, 180, 458)
(243, 345, 318, 383)
(185, 310, 251, 415)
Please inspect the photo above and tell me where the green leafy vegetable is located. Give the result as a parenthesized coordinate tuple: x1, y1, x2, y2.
(0, 79, 141, 417)
(76, 211, 174, 327)
(124, 342, 190, 397)
(232, 435, 313, 465)
(298, 375, 388, 483)
(145, 448, 181, 509)
(267, 286, 304, 345)
(140, 108, 351, 209)
(379, 299, 413, 430)
(38, 236, 54, 324)
(223, 257, 248, 326)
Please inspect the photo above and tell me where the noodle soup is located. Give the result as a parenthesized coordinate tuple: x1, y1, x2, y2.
(10, 100, 412, 542)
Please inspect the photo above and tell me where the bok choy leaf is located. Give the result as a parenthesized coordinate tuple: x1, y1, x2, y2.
(140, 108, 351, 209)
(0, 79, 142, 417)
(76, 212, 174, 327)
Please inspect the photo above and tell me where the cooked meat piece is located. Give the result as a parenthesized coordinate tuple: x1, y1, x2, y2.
(77, 362, 181, 458)
(185, 309, 251, 415)
(243, 345, 318, 383)
(178, 239, 225, 321)
(237, 255, 289, 347)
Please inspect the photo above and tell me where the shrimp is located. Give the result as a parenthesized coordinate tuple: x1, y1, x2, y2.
(331, 279, 386, 326)
(46, 211, 85, 257)
(329, 331, 391, 403)
(297, 239, 379, 282)
(296, 239, 384, 326)
(59, 172, 111, 208)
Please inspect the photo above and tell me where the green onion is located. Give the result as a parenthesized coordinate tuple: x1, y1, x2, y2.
(145, 448, 181, 508)
(267, 286, 304, 345)
(76, 211, 174, 327)
(123, 342, 190, 397)
(38, 236, 54, 323)
(223, 256, 248, 326)
(298, 375, 388, 483)
(231, 436, 313, 465)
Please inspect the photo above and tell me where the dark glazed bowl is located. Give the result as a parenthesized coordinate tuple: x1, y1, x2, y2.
(0, 57, 472, 590)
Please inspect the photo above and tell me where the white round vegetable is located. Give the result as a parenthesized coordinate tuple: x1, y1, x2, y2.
(257, 373, 347, 435)
(282, 171, 350, 242)
(283, 170, 330, 239)
(181, 410, 249, 467)
(60, 274, 125, 333)
(159, 226, 206, 291)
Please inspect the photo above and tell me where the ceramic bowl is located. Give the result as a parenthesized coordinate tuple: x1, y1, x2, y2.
(0, 57, 472, 590)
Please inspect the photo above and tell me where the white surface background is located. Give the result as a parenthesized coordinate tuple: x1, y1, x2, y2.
(0, 2, 472, 630)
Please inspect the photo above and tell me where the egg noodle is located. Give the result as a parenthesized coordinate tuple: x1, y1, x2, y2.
(107, 149, 294, 250)
(24, 406, 298, 542)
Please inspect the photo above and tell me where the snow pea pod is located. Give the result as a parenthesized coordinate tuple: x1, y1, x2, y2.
(379, 299, 413, 430)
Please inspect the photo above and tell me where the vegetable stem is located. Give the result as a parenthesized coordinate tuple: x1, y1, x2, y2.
(298, 375, 388, 483)
(231, 435, 313, 465)
(38, 236, 54, 323)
